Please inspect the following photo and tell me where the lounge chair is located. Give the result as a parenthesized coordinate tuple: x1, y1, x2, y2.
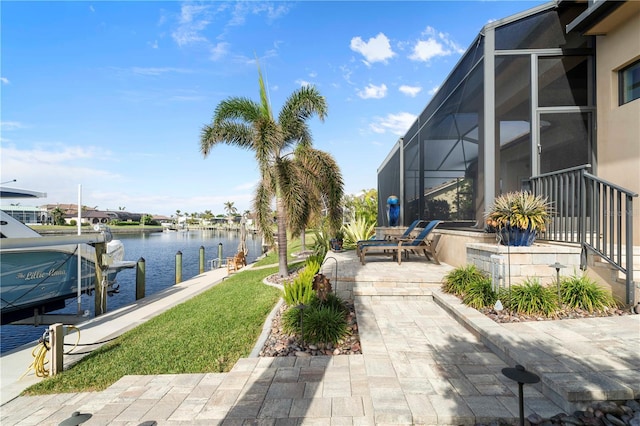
(356, 219, 425, 257)
(359, 220, 442, 265)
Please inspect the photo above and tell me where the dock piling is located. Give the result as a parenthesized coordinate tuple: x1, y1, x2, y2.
(136, 257, 146, 300)
(50, 323, 64, 376)
(217, 243, 223, 268)
(175, 251, 182, 284)
(199, 246, 205, 274)
(94, 242, 107, 316)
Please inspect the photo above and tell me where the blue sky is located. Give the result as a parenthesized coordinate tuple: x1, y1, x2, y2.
(1, 0, 545, 216)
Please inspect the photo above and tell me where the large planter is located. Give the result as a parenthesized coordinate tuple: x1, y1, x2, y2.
(498, 225, 536, 246)
(386, 195, 400, 227)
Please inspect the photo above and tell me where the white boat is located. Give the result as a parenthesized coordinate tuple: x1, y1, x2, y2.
(0, 188, 135, 324)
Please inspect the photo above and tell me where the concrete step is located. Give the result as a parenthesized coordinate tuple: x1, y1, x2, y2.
(434, 291, 639, 414)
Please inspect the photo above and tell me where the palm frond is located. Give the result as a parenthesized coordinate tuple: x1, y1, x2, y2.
(253, 181, 275, 247)
(257, 60, 273, 120)
(213, 97, 262, 125)
(200, 122, 255, 156)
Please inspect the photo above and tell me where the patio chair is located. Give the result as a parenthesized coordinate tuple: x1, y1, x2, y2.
(356, 219, 426, 257)
(227, 251, 246, 273)
(359, 220, 442, 265)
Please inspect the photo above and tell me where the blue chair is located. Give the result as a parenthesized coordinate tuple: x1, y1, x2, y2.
(359, 220, 442, 265)
(356, 219, 425, 257)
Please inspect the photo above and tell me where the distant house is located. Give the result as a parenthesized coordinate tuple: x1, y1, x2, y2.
(63, 210, 118, 225)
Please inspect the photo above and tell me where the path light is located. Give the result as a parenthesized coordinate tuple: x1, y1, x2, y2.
(549, 262, 566, 303)
(502, 364, 540, 426)
(494, 299, 503, 312)
(58, 411, 92, 425)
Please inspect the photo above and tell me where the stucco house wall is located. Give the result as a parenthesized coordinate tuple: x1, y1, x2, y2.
(593, 6, 640, 243)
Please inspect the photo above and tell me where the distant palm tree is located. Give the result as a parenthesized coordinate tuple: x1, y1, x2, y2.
(224, 201, 237, 217)
(200, 65, 343, 277)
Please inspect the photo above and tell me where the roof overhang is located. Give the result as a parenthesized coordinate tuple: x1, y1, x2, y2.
(565, 0, 632, 35)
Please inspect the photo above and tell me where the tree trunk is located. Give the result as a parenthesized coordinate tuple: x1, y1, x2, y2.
(276, 197, 289, 277)
(300, 229, 306, 252)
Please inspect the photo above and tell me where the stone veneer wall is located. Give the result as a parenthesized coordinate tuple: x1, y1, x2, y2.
(466, 242, 582, 286)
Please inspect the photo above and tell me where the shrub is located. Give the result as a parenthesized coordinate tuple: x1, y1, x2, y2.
(311, 292, 347, 315)
(301, 305, 349, 345)
(282, 266, 316, 307)
(305, 255, 324, 270)
(485, 191, 551, 232)
(282, 292, 349, 344)
(341, 217, 375, 250)
(560, 274, 617, 312)
(311, 228, 330, 259)
(304, 259, 321, 275)
(462, 276, 497, 309)
(503, 278, 558, 317)
(281, 305, 307, 335)
(442, 264, 486, 296)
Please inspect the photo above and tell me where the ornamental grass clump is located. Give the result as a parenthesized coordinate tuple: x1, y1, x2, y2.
(560, 274, 617, 312)
(301, 305, 349, 345)
(462, 276, 498, 309)
(501, 278, 558, 317)
(442, 264, 487, 296)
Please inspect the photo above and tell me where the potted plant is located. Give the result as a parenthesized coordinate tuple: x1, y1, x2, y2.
(485, 191, 551, 246)
(330, 230, 344, 252)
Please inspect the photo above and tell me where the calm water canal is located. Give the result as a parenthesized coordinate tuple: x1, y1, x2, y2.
(0, 230, 264, 354)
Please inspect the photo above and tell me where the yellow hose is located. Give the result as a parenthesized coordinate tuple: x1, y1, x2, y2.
(20, 325, 81, 379)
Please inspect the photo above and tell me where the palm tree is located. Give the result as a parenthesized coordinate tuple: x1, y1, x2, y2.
(200, 65, 343, 277)
(224, 201, 237, 217)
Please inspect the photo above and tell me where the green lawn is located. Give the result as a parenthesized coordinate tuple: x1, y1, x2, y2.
(24, 267, 282, 395)
(22, 232, 317, 395)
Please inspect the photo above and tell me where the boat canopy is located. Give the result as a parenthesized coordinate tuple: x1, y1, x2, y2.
(0, 187, 47, 199)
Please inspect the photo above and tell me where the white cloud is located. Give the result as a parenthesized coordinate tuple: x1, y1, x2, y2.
(0, 144, 120, 205)
(350, 33, 395, 65)
(370, 112, 417, 136)
(340, 65, 354, 85)
(428, 85, 439, 96)
(210, 42, 229, 61)
(1, 77, 9, 85)
(296, 79, 312, 87)
(131, 67, 192, 76)
(1, 121, 24, 130)
(89, 5, 95, 13)
(149, 40, 159, 49)
(409, 26, 464, 62)
(172, 4, 211, 47)
(357, 83, 387, 99)
(399, 85, 422, 97)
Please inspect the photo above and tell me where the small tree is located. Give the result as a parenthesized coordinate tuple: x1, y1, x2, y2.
(51, 207, 65, 225)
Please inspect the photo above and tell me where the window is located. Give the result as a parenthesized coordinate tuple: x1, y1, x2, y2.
(620, 60, 640, 105)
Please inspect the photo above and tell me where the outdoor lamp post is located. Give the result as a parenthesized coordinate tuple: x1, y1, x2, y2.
(502, 364, 540, 426)
(296, 303, 308, 346)
(549, 262, 566, 304)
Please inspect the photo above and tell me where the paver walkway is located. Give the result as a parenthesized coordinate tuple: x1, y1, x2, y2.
(1, 251, 638, 425)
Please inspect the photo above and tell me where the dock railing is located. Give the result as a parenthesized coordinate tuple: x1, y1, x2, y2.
(530, 164, 638, 305)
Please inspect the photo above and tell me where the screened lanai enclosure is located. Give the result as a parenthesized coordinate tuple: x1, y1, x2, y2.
(377, 1, 594, 228)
